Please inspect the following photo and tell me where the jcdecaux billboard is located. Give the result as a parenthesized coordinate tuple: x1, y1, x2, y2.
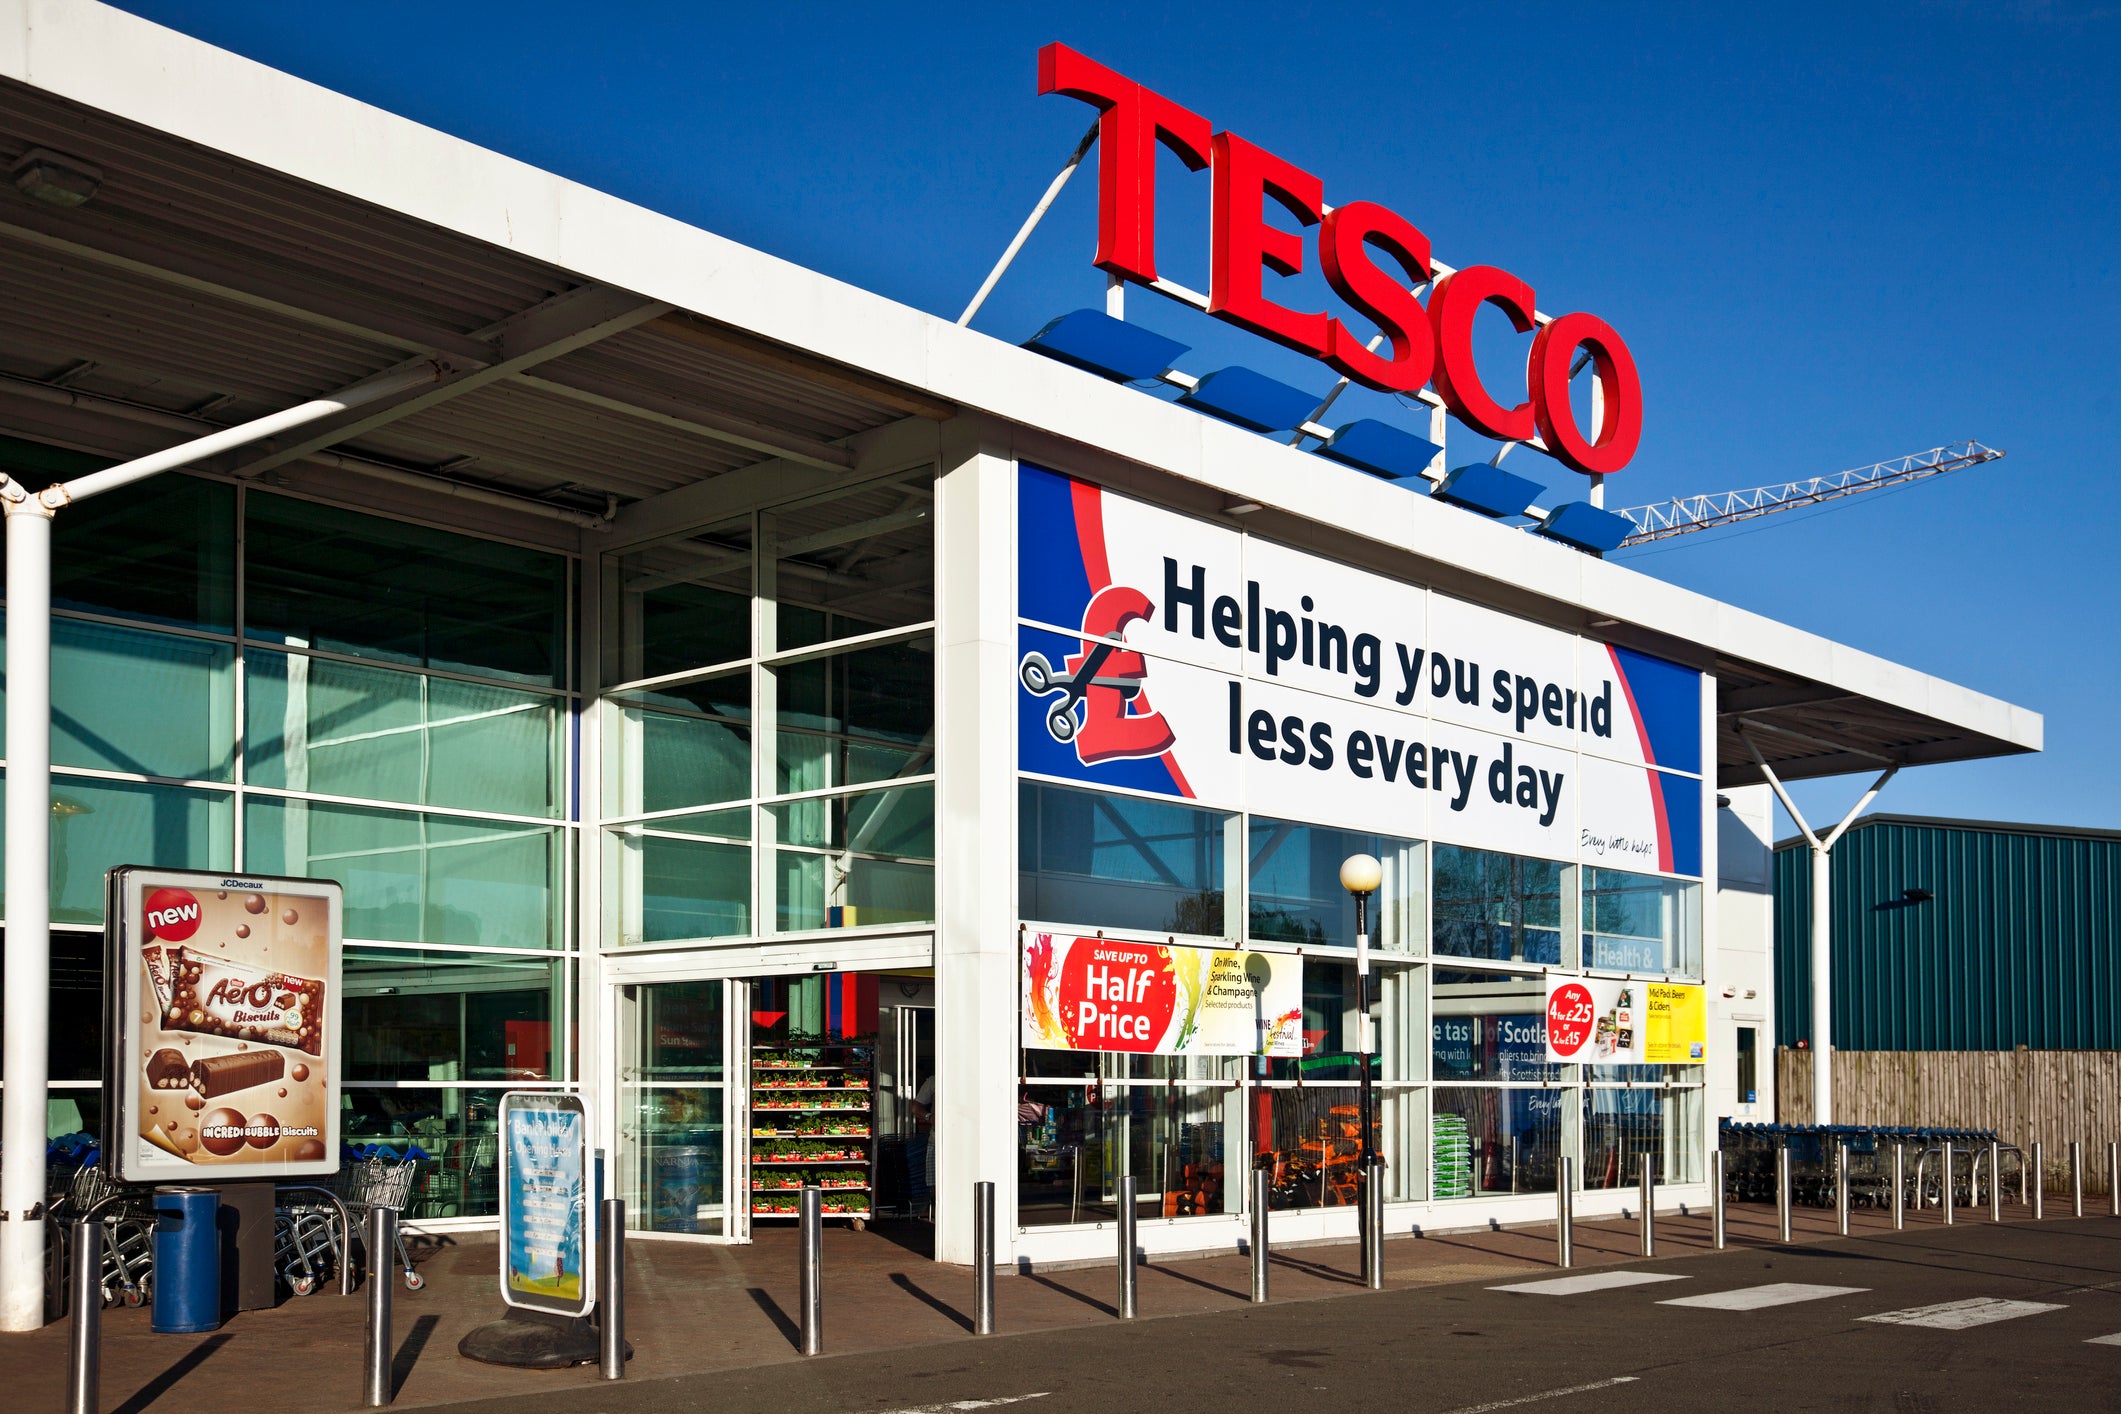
(1017, 463, 1702, 875)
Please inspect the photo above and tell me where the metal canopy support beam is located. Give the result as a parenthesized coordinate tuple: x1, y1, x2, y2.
(221, 285, 672, 482)
(0, 358, 447, 1332)
(1741, 733, 1897, 1127)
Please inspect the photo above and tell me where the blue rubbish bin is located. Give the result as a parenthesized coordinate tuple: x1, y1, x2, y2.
(151, 1187, 222, 1333)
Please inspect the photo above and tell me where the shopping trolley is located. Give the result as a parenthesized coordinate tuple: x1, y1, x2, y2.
(335, 1153, 426, 1291)
(53, 1164, 156, 1308)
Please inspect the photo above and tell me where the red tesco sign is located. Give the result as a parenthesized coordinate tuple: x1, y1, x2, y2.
(1038, 43, 1642, 477)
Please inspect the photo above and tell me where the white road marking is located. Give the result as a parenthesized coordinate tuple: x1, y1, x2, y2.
(1659, 1282, 1870, 1311)
(1439, 1376, 1641, 1413)
(862, 1396, 1051, 1414)
(2087, 1333, 2121, 1345)
(1489, 1270, 1688, 1296)
(1860, 1298, 2067, 1330)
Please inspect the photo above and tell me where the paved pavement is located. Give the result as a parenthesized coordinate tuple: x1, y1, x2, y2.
(22, 1199, 2121, 1412)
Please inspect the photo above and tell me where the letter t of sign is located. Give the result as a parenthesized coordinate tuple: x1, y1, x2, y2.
(1037, 43, 1212, 285)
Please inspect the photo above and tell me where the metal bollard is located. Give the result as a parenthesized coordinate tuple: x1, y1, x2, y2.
(1943, 1141, 1955, 1225)
(1556, 1157, 1574, 1267)
(1776, 1145, 1792, 1243)
(363, 1207, 396, 1407)
(1711, 1150, 1726, 1250)
(1990, 1142, 2003, 1222)
(1361, 1165, 1384, 1291)
(2110, 1142, 2119, 1218)
(2073, 1143, 2085, 1218)
(1250, 1169, 1270, 1303)
(2032, 1142, 2044, 1221)
(1892, 1143, 1906, 1231)
(972, 1181, 996, 1336)
(1639, 1157, 1655, 1257)
(599, 1198, 625, 1380)
(1836, 1143, 1850, 1237)
(68, 1218, 100, 1414)
(1116, 1175, 1138, 1319)
(798, 1187, 823, 1356)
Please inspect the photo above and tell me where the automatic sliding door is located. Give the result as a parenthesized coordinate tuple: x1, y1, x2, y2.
(619, 979, 728, 1235)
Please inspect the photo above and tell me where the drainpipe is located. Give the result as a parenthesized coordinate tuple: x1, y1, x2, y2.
(0, 359, 446, 1332)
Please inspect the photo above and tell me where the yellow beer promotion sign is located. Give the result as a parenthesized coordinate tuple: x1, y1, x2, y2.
(1642, 982, 1708, 1063)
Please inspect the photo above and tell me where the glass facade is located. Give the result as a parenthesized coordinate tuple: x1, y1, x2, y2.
(1, 473, 575, 1218)
(603, 473, 937, 947)
(1018, 791, 1705, 1224)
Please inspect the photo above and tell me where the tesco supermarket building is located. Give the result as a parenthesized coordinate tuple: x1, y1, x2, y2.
(0, 5, 2041, 1324)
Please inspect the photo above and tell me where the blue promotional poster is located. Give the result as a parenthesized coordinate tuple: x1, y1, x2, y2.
(500, 1092, 592, 1317)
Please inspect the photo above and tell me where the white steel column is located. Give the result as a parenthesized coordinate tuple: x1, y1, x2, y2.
(0, 499, 53, 1331)
(931, 418, 1017, 1266)
(1742, 735, 1895, 1127)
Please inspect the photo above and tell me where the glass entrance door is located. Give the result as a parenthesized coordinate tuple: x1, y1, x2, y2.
(617, 979, 735, 1236)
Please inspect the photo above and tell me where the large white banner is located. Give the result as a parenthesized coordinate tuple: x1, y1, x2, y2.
(1017, 462, 1705, 877)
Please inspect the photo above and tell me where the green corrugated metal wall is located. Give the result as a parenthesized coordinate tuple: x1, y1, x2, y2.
(1774, 817, 2121, 1050)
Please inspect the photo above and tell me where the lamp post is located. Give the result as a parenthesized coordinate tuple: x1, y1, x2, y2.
(1340, 853, 1383, 1285)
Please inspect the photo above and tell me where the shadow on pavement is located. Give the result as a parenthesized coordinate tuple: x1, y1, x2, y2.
(113, 1333, 231, 1414)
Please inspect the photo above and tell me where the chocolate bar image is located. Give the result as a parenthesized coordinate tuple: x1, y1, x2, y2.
(146, 1048, 190, 1089)
(190, 1049, 285, 1099)
(166, 950, 325, 1057)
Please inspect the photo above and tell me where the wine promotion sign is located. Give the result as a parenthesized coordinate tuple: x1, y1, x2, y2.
(1543, 974, 1707, 1066)
(1022, 932, 1303, 1056)
(104, 866, 343, 1183)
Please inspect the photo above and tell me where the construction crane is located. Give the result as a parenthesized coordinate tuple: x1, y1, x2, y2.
(1613, 441, 2004, 546)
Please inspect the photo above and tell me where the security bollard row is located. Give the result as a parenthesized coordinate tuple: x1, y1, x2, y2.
(1711, 1150, 1726, 1250)
(973, 1181, 996, 1336)
(1250, 1170, 1270, 1303)
(363, 1207, 396, 1407)
(1556, 1157, 1575, 1267)
(1116, 1175, 1138, 1320)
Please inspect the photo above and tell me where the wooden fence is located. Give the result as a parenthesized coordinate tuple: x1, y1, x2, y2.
(1776, 1048, 2121, 1192)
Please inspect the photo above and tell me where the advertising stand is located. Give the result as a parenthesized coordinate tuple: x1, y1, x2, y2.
(102, 866, 343, 1317)
(459, 1093, 625, 1369)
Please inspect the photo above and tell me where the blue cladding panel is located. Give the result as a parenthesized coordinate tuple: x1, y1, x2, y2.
(1774, 817, 2121, 1051)
(1317, 419, 1443, 482)
(1178, 366, 1320, 433)
(1435, 463, 1543, 518)
(1021, 309, 1189, 383)
(1537, 501, 1635, 554)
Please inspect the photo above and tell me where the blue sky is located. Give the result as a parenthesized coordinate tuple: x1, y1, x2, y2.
(114, 2, 2121, 835)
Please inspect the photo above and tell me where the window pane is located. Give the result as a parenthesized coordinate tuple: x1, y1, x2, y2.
(1584, 1083, 1702, 1187)
(7, 776, 235, 924)
(1434, 1086, 1561, 1197)
(245, 492, 567, 687)
(773, 637, 934, 795)
(0, 932, 106, 1081)
(1018, 1081, 1236, 1226)
(247, 649, 559, 817)
(771, 476, 933, 652)
(773, 783, 935, 931)
(608, 815, 750, 945)
(603, 519, 751, 686)
(1433, 846, 1565, 964)
(1247, 819, 1422, 952)
(1432, 968, 1559, 1083)
(244, 797, 560, 949)
(339, 1086, 508, 1218)
(344, 949, 565, 1082)
(0, 619, 234, 780)
(1018, 780, 1227, 937)
(13, 468, 234, 632)
(1584, 868, 1701, 977)
(609, 675, 751, 817)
